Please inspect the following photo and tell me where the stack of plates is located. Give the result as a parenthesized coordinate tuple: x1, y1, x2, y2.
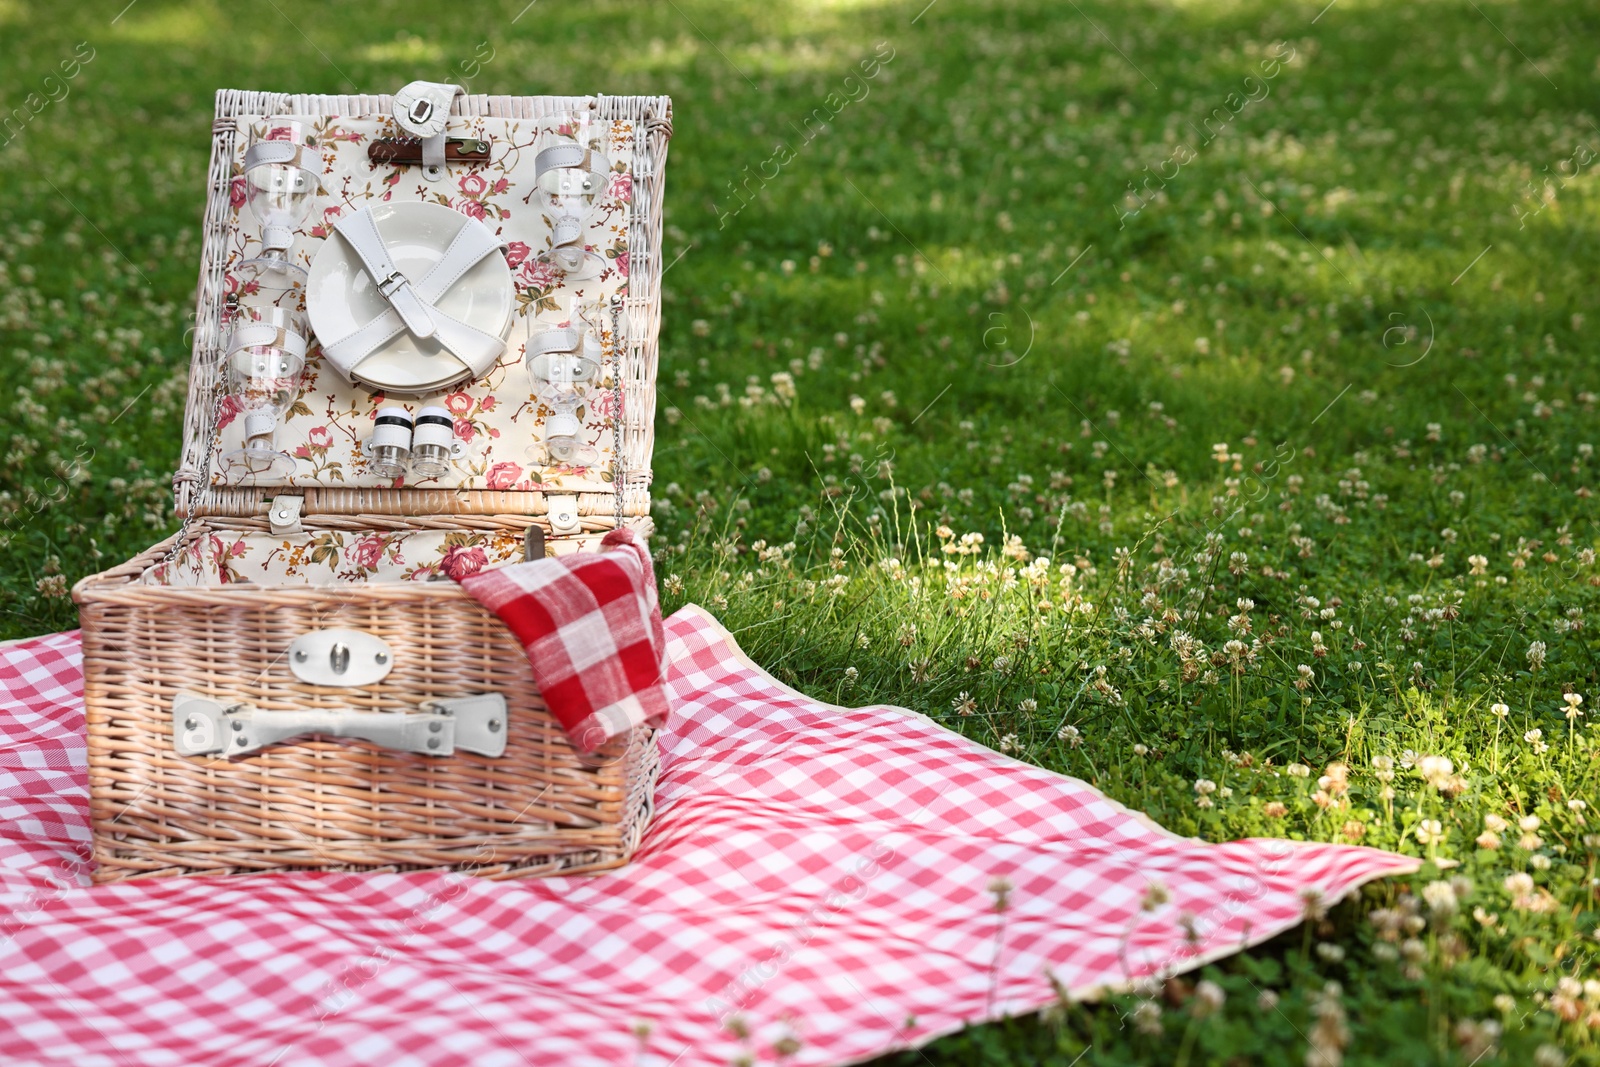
(307, 202, 514, 395)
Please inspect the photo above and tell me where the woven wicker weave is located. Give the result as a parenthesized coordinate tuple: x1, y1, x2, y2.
(73, 88, 671, 883)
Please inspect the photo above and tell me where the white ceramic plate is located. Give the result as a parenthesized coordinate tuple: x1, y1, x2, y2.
(307, 202, 514, 395)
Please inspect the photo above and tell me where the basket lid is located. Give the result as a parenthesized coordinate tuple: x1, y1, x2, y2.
(174, 89, 671, 523)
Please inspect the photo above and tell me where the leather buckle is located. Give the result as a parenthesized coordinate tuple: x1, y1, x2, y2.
(376, 270, 408, 298)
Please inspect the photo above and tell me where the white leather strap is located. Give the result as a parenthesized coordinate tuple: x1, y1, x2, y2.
(244, 141, 298, 169)
(171, 691, 508, 759)
(268, 494, 304, 536)
(321, 316, 408, 380)
(243, 411, 277, 440)
(243, 141, 322, 187)
(535, 143, 588, 175)
(551, 216, 583, 249)
(529, 325, 602, 363)
(395, 81, 465, 182)
(259, 224, 294, 254)
(323, 207, 508, 383)
(333, 209, 437, 340)
(422, 132, 447, 178)
(227, 322, 308, 361)
(528, 326, 581, 357)
(527, 325, 603, 385)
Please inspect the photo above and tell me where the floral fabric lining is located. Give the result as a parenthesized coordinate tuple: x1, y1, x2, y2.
(139, 528, 535, 587)
(214, 111, 634, 495)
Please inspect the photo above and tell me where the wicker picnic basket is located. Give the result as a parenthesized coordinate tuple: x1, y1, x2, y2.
(72, 86, 672, 883)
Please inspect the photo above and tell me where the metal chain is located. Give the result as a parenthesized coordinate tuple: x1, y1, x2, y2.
(162, 345, 226, 568)
(164, 106, 289, 571)
(609, 291, 626, 532)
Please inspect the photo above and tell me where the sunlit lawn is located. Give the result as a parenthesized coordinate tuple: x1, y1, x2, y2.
(3, 0, 1598, 1061)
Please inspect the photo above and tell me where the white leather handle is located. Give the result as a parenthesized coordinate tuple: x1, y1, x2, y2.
(172, 692, 508, 759)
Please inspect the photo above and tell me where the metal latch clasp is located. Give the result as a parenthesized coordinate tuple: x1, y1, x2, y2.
(546, 493, 580, 535)
(289, 629, 393, 687)
(268, 495, 304, 536)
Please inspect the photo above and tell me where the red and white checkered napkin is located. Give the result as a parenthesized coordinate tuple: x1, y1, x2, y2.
(0, 608, 1417, 1067)
(457, 527, 669, 752)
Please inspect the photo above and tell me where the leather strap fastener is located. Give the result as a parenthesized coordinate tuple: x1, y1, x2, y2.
(394, 81, 466, 181)
(393, 80, 464, 138)
(334, 208, 437, 340)
(227, 322, 308, 362)
(323, 207, 508, 383)
(242, 141, 323, 186)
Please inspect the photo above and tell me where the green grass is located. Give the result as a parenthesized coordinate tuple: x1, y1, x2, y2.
(3, 0, 1599, 1062)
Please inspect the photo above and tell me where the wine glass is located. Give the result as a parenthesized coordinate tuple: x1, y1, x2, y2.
(236, 120, 322, 294)
(534, 111, 608, 280)
(217, 305, 307, 482)
(526, 313, 603, 468)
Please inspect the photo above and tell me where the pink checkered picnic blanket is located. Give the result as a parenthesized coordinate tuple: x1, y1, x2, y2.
(0, 606, 1416, 1066)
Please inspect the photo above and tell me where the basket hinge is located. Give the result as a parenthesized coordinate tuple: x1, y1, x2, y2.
(546, 494, 581, 535)
(269, 495, 305, 536)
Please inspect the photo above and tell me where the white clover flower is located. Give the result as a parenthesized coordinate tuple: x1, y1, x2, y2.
(1503, 872, 1535, 896)
(1192, 980, 1225, 1017)
(1415, 819, 1444, 845)
(1422, 880, 1458, 915)
(1416, 755, 1455, 788)
(1490, 702, 1509, 719)
(1132, 999, 1162, 1035)
(1295, 664, 1315, 690)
